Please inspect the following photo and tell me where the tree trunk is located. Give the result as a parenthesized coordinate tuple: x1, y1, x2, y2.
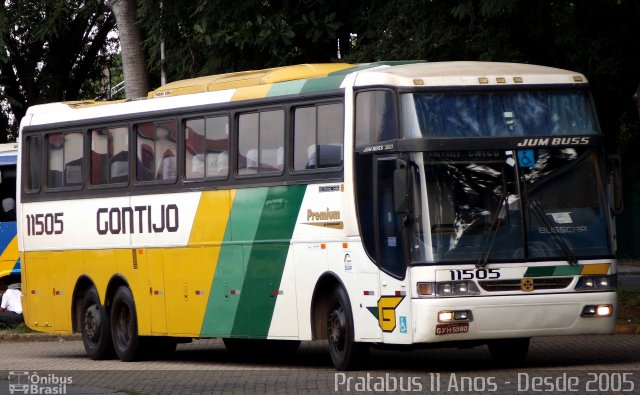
(107, 0, 149, 99)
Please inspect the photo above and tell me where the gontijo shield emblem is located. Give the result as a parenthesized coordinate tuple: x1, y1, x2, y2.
(521, 278, 534, 292)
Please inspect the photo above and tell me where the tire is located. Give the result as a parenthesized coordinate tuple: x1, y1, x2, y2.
(110, 286, 142, 362)
(80, 287, 114, 360)
(327, 286, 368, 370)
(488, 338, 530, 364)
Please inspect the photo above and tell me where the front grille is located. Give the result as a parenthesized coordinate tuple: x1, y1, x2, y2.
(478, 277, 573, 292)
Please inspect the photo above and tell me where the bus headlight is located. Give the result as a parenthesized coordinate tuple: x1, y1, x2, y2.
(575, 275, 616, 291)
(436, 281, 480, 297)
(581, 304, 613, 317)
(438, 310, 473, 322)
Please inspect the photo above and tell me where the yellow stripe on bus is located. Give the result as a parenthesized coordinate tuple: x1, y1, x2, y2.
(581, 263, 610, 275)
(0, 235, 19, 263)
(231, 84, 273, 101)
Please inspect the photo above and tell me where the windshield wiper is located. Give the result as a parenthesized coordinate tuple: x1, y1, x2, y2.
(528, 199, 578, 265)
(476, 192, 509, 269)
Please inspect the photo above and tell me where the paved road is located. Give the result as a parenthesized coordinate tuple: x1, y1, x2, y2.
(1, 335, 639, 394)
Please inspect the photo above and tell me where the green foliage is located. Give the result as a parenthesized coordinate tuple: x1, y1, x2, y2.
(0, 0, 117, 141)
(137, 0, 363, 81)
(1, 0, 639, 175)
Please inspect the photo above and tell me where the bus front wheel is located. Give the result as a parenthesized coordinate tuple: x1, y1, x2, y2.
(80, 287, 113, 360)
(110, 286, 142, 362)
(327, 286, 368, 370)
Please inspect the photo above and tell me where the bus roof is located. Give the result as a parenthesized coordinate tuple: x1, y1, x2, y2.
(20, 61, 588, 128)
(352, 61, 588, 88)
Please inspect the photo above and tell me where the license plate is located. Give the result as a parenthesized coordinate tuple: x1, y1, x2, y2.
(435, 322, 469, 335)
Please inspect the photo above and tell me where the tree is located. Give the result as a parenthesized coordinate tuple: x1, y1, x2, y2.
(0, 0, 117, 141)
(137, 0, 366, 82)
(107, 0, 149, 99)
(0, 0, 114, 141)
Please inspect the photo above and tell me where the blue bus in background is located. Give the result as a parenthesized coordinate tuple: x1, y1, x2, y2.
(0, 143, 19, 285)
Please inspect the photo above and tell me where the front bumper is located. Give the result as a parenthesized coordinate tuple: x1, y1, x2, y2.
(412, 291, 616, 343)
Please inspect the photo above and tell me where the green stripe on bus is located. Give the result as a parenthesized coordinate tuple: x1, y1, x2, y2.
(553, 265, 583, 276)
(524, 265, 583, 277)
(300, 76, 346, 94)
(267, 80, 307, 97)
(524, 266, 556, 277)
(232, 185, 306, 338)
(200, 188, 268, 337)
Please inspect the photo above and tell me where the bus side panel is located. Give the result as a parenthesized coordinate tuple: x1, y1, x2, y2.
(162, 246, 221, 336)
(143, 248, 166, 334)
(22, 252, 54, 331)
(292, 242, 327, 340)
(200, 188, 267, 337)
(232, 185, 305, 338)
(200, 185, 305, 339)
(48, 250, 84, 332)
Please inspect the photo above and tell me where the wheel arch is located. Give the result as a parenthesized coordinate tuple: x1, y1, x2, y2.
(71, 275, 97, 333)
(310, 271, 349, 340)
(105, 274, 131, 311)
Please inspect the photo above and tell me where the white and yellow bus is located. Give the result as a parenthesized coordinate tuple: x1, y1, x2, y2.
(17, 62, 621, 369)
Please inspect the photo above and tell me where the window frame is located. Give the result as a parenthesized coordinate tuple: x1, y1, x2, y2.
(183, 112, 230, 182)
(42, 130, 85, 192)
(291, 101, 345, 174)
(88, 125, 131, 188)
(23, 134, 42, 194)
(134, 118, 179, 186)
(235, 107, 286, 179)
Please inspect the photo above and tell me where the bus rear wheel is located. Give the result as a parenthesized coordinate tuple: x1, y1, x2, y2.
(110, 286, 142, 362)
(80, 287, 113, 360)
(327, 286, 368, 370)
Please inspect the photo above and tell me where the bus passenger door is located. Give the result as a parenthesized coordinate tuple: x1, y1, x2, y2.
(375, 156, 412, 344)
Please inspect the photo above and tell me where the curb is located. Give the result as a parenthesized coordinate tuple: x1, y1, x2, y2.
(615, 325, 640, 334)
(0, 332, 81, 342)
(1, 327, 639, 342)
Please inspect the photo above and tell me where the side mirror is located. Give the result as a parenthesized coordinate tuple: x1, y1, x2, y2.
(607, 154, 624, 215)
(393, 161, 409, 214)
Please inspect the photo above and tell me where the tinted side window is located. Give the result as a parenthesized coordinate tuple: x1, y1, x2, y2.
(26, 135, 41, 192)
(47, 132, 84, 188)
(355, 90, 397, 146)
(185, 115, 229, 179)
(90, 127, 129, 185)
(136, 121, 177, 182)
(294, 103, 344, 171)
(238, 110, 284, 175)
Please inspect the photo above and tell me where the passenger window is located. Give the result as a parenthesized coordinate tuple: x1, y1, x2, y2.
(294, 103, 344, 170)
(90, 127, 129, 185)
(47, 132, 84, 188)
(136, 121, 177, 182)
(185, 115, 229, 179)
(355, 90, 397, 146)
(238, 110, 284, 175)
(26, 136, 41, 192)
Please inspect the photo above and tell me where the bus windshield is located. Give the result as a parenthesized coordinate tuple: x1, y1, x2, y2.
(408, 147, 612, 264)
(401, 90, 599, 138)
